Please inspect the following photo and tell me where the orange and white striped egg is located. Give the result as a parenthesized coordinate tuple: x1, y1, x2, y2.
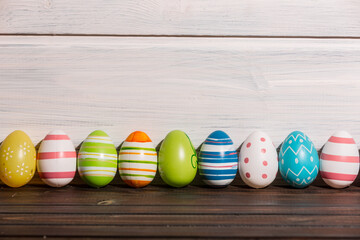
(118, 131, 157, 188)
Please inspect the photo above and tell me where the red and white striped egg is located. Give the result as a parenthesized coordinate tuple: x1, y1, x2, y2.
(320, 131, 359, 188)
(239, 131, 278, 188)
(37, 130, 77, 187)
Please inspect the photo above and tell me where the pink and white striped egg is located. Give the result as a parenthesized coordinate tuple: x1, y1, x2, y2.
(37, 130, 77, 187)
(320, 131, 359, 188)
(239, 131, 278, 188)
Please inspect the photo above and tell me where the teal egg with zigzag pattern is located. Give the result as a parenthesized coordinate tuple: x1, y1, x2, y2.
(279, 131, 319, 188)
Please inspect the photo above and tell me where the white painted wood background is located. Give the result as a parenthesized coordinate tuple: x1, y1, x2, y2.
(1, 0, 360, 37)
(0, 0, 360, 149)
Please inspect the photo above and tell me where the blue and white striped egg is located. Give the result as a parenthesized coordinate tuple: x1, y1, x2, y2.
(279, 131, 319, 188)
(198, 130, 238, 187)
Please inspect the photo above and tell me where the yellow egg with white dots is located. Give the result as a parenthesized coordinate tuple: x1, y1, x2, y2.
(0, 130, 36, 187)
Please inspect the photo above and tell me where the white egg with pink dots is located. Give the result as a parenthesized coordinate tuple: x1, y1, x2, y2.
(239, 131, 278, 188)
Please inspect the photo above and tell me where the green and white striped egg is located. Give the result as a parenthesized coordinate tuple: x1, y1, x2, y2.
(78, 130, 117, 188)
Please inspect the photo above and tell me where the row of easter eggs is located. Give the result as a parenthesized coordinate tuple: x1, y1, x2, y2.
(0, 129, 359, 189)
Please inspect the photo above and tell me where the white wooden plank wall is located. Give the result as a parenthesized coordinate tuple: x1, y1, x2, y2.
(0, 1, 359, 149)
(1, 0, 360, 37)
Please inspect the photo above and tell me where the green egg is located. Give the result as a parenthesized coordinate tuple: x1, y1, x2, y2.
(158, 130, 197, 187)
(78, 130, 117, 188)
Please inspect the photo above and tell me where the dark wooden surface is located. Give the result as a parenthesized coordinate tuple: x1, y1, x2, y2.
(1, 171, 360, 239)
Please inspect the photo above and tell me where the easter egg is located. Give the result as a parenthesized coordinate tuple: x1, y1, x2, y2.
(0, 130, 36, 187)
(320, 131, 359, 188)
(78, 130, 117, 188)
(37, 130, 76, 187)
(279, 131, 319, 188)
(158, 130, 197, 187)
(239, 131, 278, 188)
(119, 131, 157, 188)
(198, 130, 237, 187)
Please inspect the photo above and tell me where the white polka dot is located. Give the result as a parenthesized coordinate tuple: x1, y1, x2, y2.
(296, 178, 300, 182)
(310, 156, 313, 162)
(307, 177, 311, 180)
(288, 140, 292, 144)
(281, 159, 284, 164)
(300, 139, 303, 143)
(295, 158, 299, 164)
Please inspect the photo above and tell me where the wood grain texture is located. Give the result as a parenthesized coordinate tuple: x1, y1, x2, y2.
(0, 0, 360, 37)
(1, 36, 360, 148)
(2, 225, 360, 238)
(0, 175, 360, 238)
(3, 214, 360, 226)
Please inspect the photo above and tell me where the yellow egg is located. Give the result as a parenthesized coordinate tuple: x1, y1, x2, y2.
(0, 130, 36, 187)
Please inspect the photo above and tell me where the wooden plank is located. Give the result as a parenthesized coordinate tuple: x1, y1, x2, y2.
(1, 185, 359, 238)
(2, 188, 360, 206)
(1, 214, 360, 226)
(1, 225, 359, 238)
(2, 205, 360, 215)
(0, 36, 360, 148)
(0, 178, 359, 238)
(0, 0, 360, 37)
